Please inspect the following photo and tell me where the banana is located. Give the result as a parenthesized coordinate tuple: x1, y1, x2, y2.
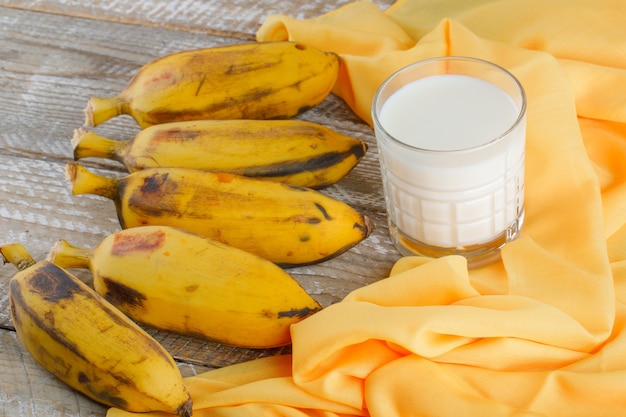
(65, 163, 373, 266)
(84, 41, 340, 128)
(47, 225, 322, 348)
(72, 119, 367, 189)
(0, 243, 192, 416)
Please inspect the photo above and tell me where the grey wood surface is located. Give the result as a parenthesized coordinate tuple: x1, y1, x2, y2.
(0, 1, 396, 415)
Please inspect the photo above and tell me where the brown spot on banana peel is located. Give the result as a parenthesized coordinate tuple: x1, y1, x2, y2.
(289, 215, 321, 225)
(127, 173, 181, 219)
(194, 74, 206, 97)
(111, 230, 166, 256)
(152, 127, 200, 143)
(185, 284, 200, 292)
(239, 143, 367, 181)
(12, 263, 152, 340)
(102, 277, 147, 309)
(140, 172, 172, 194)
(9, 272, 85, 360)
(78, 372, 129, 409)
(10, 268, 98, 366)
(314, 203, 332, 221)
(278, 215, 375, 268)
(216, 172, 235, 183)
(144, 49, 338, 124)
(26, 262, 83, 303)
(224, 61, 275, 76)
(278, 305, 321, 319)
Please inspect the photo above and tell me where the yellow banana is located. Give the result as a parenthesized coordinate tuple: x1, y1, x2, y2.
(65, 163, 373, 266)
(72, 119, 367, 189)
(1, 243, 192, 416)
(84, 41, 340, 128)
(47, 225, 322, 348)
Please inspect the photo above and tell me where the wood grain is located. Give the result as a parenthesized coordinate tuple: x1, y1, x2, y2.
(1, 0, 393, 37)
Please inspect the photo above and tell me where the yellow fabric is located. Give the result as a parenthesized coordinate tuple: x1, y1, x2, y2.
(108, 0, 626, 416)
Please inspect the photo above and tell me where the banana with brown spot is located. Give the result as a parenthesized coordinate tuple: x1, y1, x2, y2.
(48, 225, 322, 348)
(72, 119, 367, 189)
(1, 243, 192, 416)
(65, 163, 373, 266)
(84, 41, 339, 128)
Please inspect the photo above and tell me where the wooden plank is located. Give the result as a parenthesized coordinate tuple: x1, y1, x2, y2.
(1, 0, 394, 37)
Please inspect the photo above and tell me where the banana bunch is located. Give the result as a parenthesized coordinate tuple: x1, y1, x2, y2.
(1, 243, 192, 416)
(47, 225, 322, 348)
(65, 163, 372, 266)
(84, 41, 339, 128)
(72, 119, 367, 189)
(4, 38, 369, 414)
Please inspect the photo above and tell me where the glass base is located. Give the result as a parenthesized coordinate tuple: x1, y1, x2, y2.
(388, 210, 525, 269)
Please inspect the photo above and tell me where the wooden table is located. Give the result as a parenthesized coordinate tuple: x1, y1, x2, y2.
(0, 1, 398, 415)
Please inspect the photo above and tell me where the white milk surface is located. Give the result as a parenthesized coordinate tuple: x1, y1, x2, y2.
(377, 74, 525, 248)
(379, 75, 518, 151)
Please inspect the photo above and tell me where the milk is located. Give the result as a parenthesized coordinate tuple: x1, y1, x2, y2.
(374, 71, 526, 252)
(379, 75, 519, 151)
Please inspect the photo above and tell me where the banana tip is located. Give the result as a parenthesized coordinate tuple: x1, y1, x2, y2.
(0, 243, 37, 271)
(177, 398, 193, 417)
(363, 215, 375, 237)
(83, 100, 95, 127)
(64, 162, 78, 184)
(71, 128, 87, 153)
(45, 240, 63, 263)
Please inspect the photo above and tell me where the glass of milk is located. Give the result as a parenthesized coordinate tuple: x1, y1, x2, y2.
(372, 56, 527, 268)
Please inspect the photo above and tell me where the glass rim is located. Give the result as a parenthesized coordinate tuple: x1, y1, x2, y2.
(371, 56, 527, 155)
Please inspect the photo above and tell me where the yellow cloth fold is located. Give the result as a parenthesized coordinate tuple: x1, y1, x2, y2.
(108, 1, 626, 416)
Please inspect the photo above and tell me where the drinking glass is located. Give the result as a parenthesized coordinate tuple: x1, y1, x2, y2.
(371, 56, 527, 268)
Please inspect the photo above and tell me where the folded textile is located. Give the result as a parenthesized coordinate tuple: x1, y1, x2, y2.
(108, 0, 626, 416)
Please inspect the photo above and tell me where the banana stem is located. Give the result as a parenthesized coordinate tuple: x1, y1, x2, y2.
(72, 128, 128, 164)
(84, 95, 128, 127)
(65, 162, 120, 201)
(0, 243, 37, 271)
(47, 240, 92, 270)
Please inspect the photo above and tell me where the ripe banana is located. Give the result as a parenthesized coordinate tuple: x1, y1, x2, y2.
(65, 163, 373, 266)
(47, 225, 322, 348)
(84, 41, 340, 128)
(1, 243, 192, 416)
(72, 119, 367, 189)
